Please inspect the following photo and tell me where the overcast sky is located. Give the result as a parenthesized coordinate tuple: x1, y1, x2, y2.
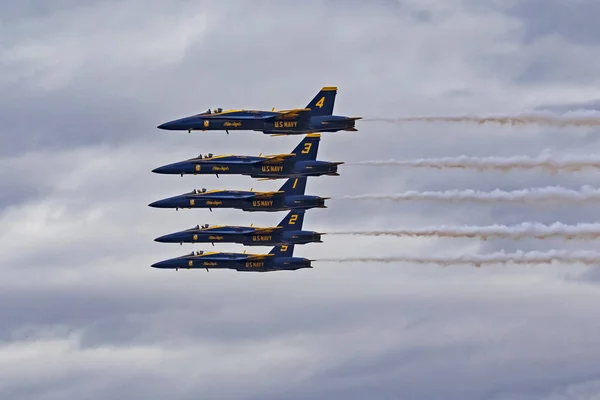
(3, 1, 600, 399)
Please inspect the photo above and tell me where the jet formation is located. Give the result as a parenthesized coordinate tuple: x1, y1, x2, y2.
(150, 86, 360, 272)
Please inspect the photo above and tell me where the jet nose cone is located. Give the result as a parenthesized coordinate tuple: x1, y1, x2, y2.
(151, 260, 169, 268)
(157, 122, 173, 130)
(154, 233, 176, 243)
(148, 199, 169, 208)
(152, 162, 190, 175)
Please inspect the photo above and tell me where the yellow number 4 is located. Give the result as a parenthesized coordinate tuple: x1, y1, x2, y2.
(289, 214, 298, 224)
(301, 142, 312, 154)
(315, 96, 325, 108)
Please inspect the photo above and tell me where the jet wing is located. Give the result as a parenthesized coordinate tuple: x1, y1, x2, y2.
(246, 254, 274, 260)
(268, 108, 311, 120)
(252, 227, 283, 233)
(261, 153, 296, 163)
(204, 114, 275, 120)
(253, 191, 284, 198)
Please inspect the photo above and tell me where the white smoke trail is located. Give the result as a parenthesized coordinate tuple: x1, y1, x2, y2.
(350, 154, 600, 173)
(364, 110, 600, 127)
(317, 250, 600, 267)
(339, 186, 600, 204)
(329, 222, 600, 240)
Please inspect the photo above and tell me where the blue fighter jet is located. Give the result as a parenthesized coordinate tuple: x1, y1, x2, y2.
(148, 177, 327, 212)
(157, 86, 361, 135)
(154, 210, 323, 246)
(151, 134, 342, 179)
(151, 243, 312, 272)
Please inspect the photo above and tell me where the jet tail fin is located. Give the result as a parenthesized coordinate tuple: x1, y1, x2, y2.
(305, 86, 337, 116)
(269, 243, 295, 257)
(290, 134, 320, 161)
(277, 210, 305, 231)
(278, 177, 307, 196)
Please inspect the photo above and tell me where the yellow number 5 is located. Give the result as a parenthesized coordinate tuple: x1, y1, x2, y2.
(315, 97, 325, 108)
(301, 143, 312, 154)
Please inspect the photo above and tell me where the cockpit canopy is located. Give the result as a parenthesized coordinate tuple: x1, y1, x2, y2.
(189, 250, 204, 256)
(196, 108, 223, 115)
(191, 188, 207, 194)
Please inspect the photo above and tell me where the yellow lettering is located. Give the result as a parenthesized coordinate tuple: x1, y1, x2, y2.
(189, 199, 195, 206)
(315, 96, 325, 108)
(301, 142, 312, 154)
(193, 234, 198, 241)
(252, 235, 272, 241)
(204, 261, 217, 267)
(292, 178, 298, 189)
(245, 262, 264, 268)
(212, 166, 229, 172)
(274, 121, 298, 129)
(188, 260, 193, 267)
(281, 245, 288, 252)
(224, 121, 242, 127)
(289, 214, 298, 224)
(206, 200, 223, 206)
(252, 200, 274, 207)
(195, 165, 201, 171)
(208, 235, 224, 241)
(261, 165, 284, 172)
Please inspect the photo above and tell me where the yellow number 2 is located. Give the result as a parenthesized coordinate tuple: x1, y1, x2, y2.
(301, 143, 312, 154)
(289, 214, 298, 225)
(315, 96, 325, 108)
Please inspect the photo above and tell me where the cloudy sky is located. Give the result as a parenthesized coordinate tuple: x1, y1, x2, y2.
(3, 0, 600, 398)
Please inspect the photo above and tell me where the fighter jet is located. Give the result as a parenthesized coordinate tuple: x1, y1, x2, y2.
(156, 86, 361, 135)
(151, 134, 342, 179)
(147, 177, 327, 212)
(154, 210, 323, 246)
(151, 243, 312, 272)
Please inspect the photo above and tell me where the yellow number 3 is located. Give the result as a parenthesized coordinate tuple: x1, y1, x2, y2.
(315, 96, 325, 108)
(301, 143, 312, 154)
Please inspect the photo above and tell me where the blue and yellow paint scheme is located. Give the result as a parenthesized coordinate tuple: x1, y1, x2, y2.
(151, 243, 312, 272)
(151, 134, 342, 179)
(154, 210, 323, 246)
(148, 177, 327, 212)
(156, 86, 361, 135)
